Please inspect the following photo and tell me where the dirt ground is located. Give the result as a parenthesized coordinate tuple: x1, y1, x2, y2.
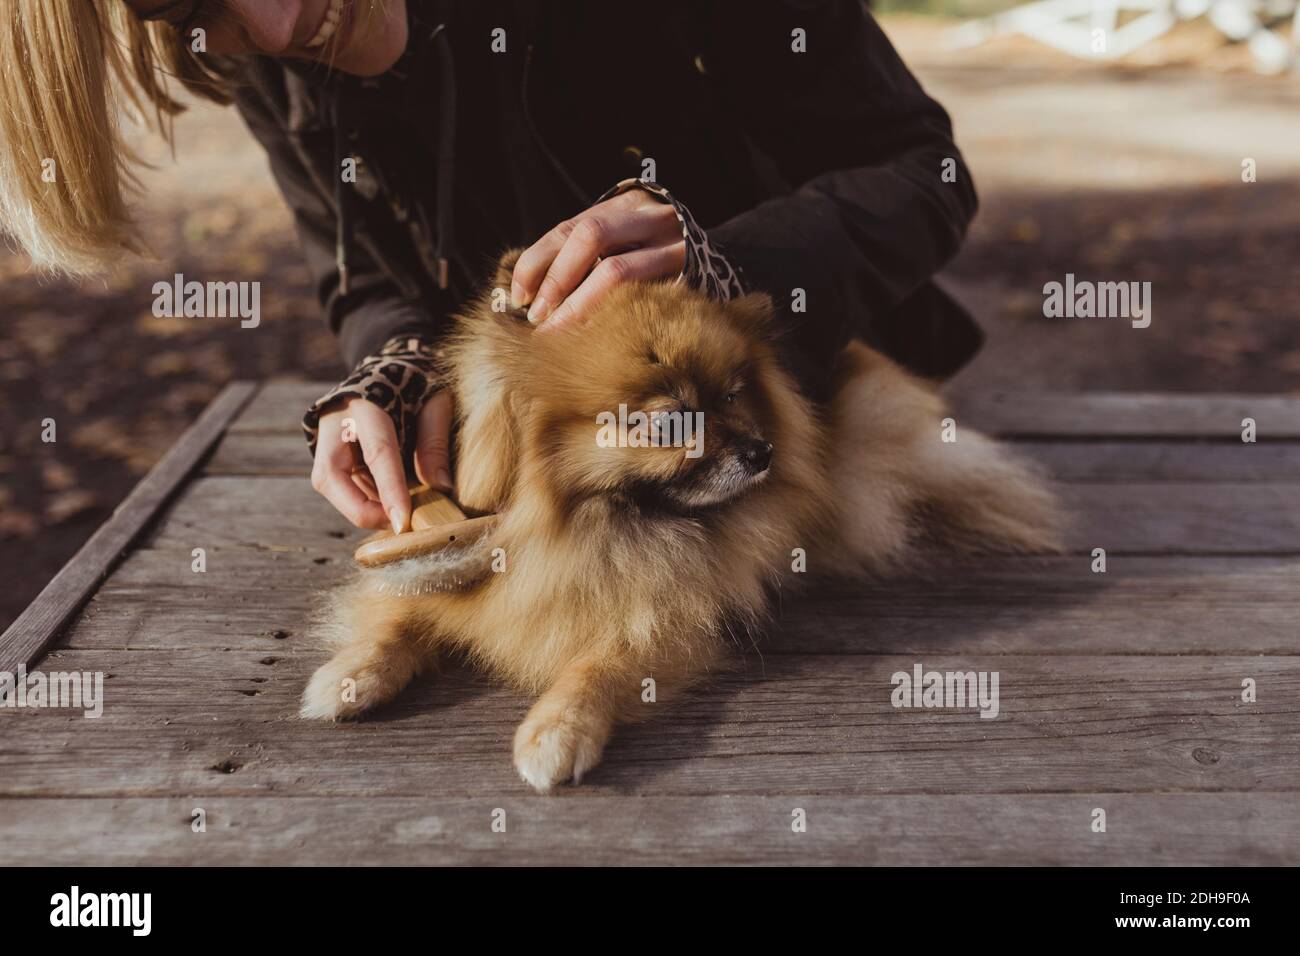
(3, 17, 1299, 629)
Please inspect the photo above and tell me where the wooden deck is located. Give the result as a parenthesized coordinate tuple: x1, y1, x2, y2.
(3, 382, 1298, 865)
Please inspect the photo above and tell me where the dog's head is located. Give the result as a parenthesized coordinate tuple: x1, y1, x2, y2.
(528, 281, 783, 513)
(452, 262, 795, 519)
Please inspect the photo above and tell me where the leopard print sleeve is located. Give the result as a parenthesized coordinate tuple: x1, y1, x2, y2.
(302, 334, 445, 463)
(594, 178, 748, 302)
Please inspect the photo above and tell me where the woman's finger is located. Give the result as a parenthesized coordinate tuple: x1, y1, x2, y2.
(527, 202, 677, 326)
(540, 241, 686, 334)
(413, 389, 455, 493)
(510, 219, 579, 309)
(351, 405, 411, 534)
(509, 189, 648, 309)
(311, 415, 389, 529)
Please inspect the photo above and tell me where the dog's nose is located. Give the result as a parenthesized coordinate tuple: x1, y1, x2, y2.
(739, 439, 773, 474)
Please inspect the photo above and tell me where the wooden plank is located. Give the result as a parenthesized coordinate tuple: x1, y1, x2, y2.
(0, 793, 1293, 865)
(4, 651, 1296, 797)
(1064, 483, 1300, 553)
(0, 383, 258, 675)
(208, 431, 1300, 481)
(1018, 441, 1300, 482)
(142, 475, 1300, 555)
(207, 432, 311, 475)
(775, 555, 1300, 656)
(227, 380, 323, 433)
(954, 390, 1300, 439)
(61, 551, 1300, 656)
(144, 476, 348, 550)
(236, 384, 1300, 439)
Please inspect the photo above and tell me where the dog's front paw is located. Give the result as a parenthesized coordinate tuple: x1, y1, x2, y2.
(299, 657, 374, 720)
(512, 700, 612, 793)
(299, 644, 417, 721)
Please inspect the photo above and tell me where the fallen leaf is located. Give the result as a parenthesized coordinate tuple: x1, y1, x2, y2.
(45, 490, 101, 524)
(1009, 218, 1040, 243)
(42, 461, 77, 491)
(144, 351, 192, 377)
(0, 510, 40, 538)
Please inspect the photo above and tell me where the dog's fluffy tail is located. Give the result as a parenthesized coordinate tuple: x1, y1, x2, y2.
(823, 343, 1062, 572)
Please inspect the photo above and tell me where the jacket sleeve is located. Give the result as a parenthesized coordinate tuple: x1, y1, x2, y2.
(230, 69, 444, 369)
(702, 0, 979, 377)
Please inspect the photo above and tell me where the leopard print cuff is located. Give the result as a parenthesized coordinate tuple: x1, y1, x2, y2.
(595, 178, 748, 301)
(303, 334, 445, 464)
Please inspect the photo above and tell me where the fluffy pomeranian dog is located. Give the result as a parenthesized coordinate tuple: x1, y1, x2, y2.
(301, 251, 1060, 791)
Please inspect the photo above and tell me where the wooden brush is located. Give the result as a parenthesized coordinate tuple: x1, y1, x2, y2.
(353, 485, 498, 569)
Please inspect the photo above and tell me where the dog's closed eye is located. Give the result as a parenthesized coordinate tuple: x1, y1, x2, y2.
(725, 372, 748, 403)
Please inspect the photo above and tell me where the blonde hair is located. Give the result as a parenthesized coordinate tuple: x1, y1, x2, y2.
(0, 0, 231, 274)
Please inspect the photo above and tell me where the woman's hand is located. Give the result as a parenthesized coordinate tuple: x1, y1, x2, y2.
(311, 391, 455, 531)
(511, 187, 685, 333)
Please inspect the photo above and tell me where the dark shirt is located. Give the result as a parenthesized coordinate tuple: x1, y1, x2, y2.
(230, 0, 983, 398)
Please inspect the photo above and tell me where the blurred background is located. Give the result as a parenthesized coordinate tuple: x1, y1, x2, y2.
(2, 1, 1299, 629)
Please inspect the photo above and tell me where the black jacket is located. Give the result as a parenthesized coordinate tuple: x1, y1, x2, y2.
(231, 0, 982, 400)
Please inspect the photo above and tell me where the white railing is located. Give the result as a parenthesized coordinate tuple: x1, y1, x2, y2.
(947, 0, 1299, 72)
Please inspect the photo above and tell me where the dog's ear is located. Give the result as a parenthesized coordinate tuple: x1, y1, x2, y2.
(476, 248, 531, 324)
(453, 370, 520, 513)
(726, 291, 775, 336)
(493, 247, 526, 291)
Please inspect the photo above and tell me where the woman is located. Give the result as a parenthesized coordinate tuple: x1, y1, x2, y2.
(0, 0, 981, 533)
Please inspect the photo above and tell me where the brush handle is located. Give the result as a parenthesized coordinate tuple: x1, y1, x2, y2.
(409, 486, 466, 530)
